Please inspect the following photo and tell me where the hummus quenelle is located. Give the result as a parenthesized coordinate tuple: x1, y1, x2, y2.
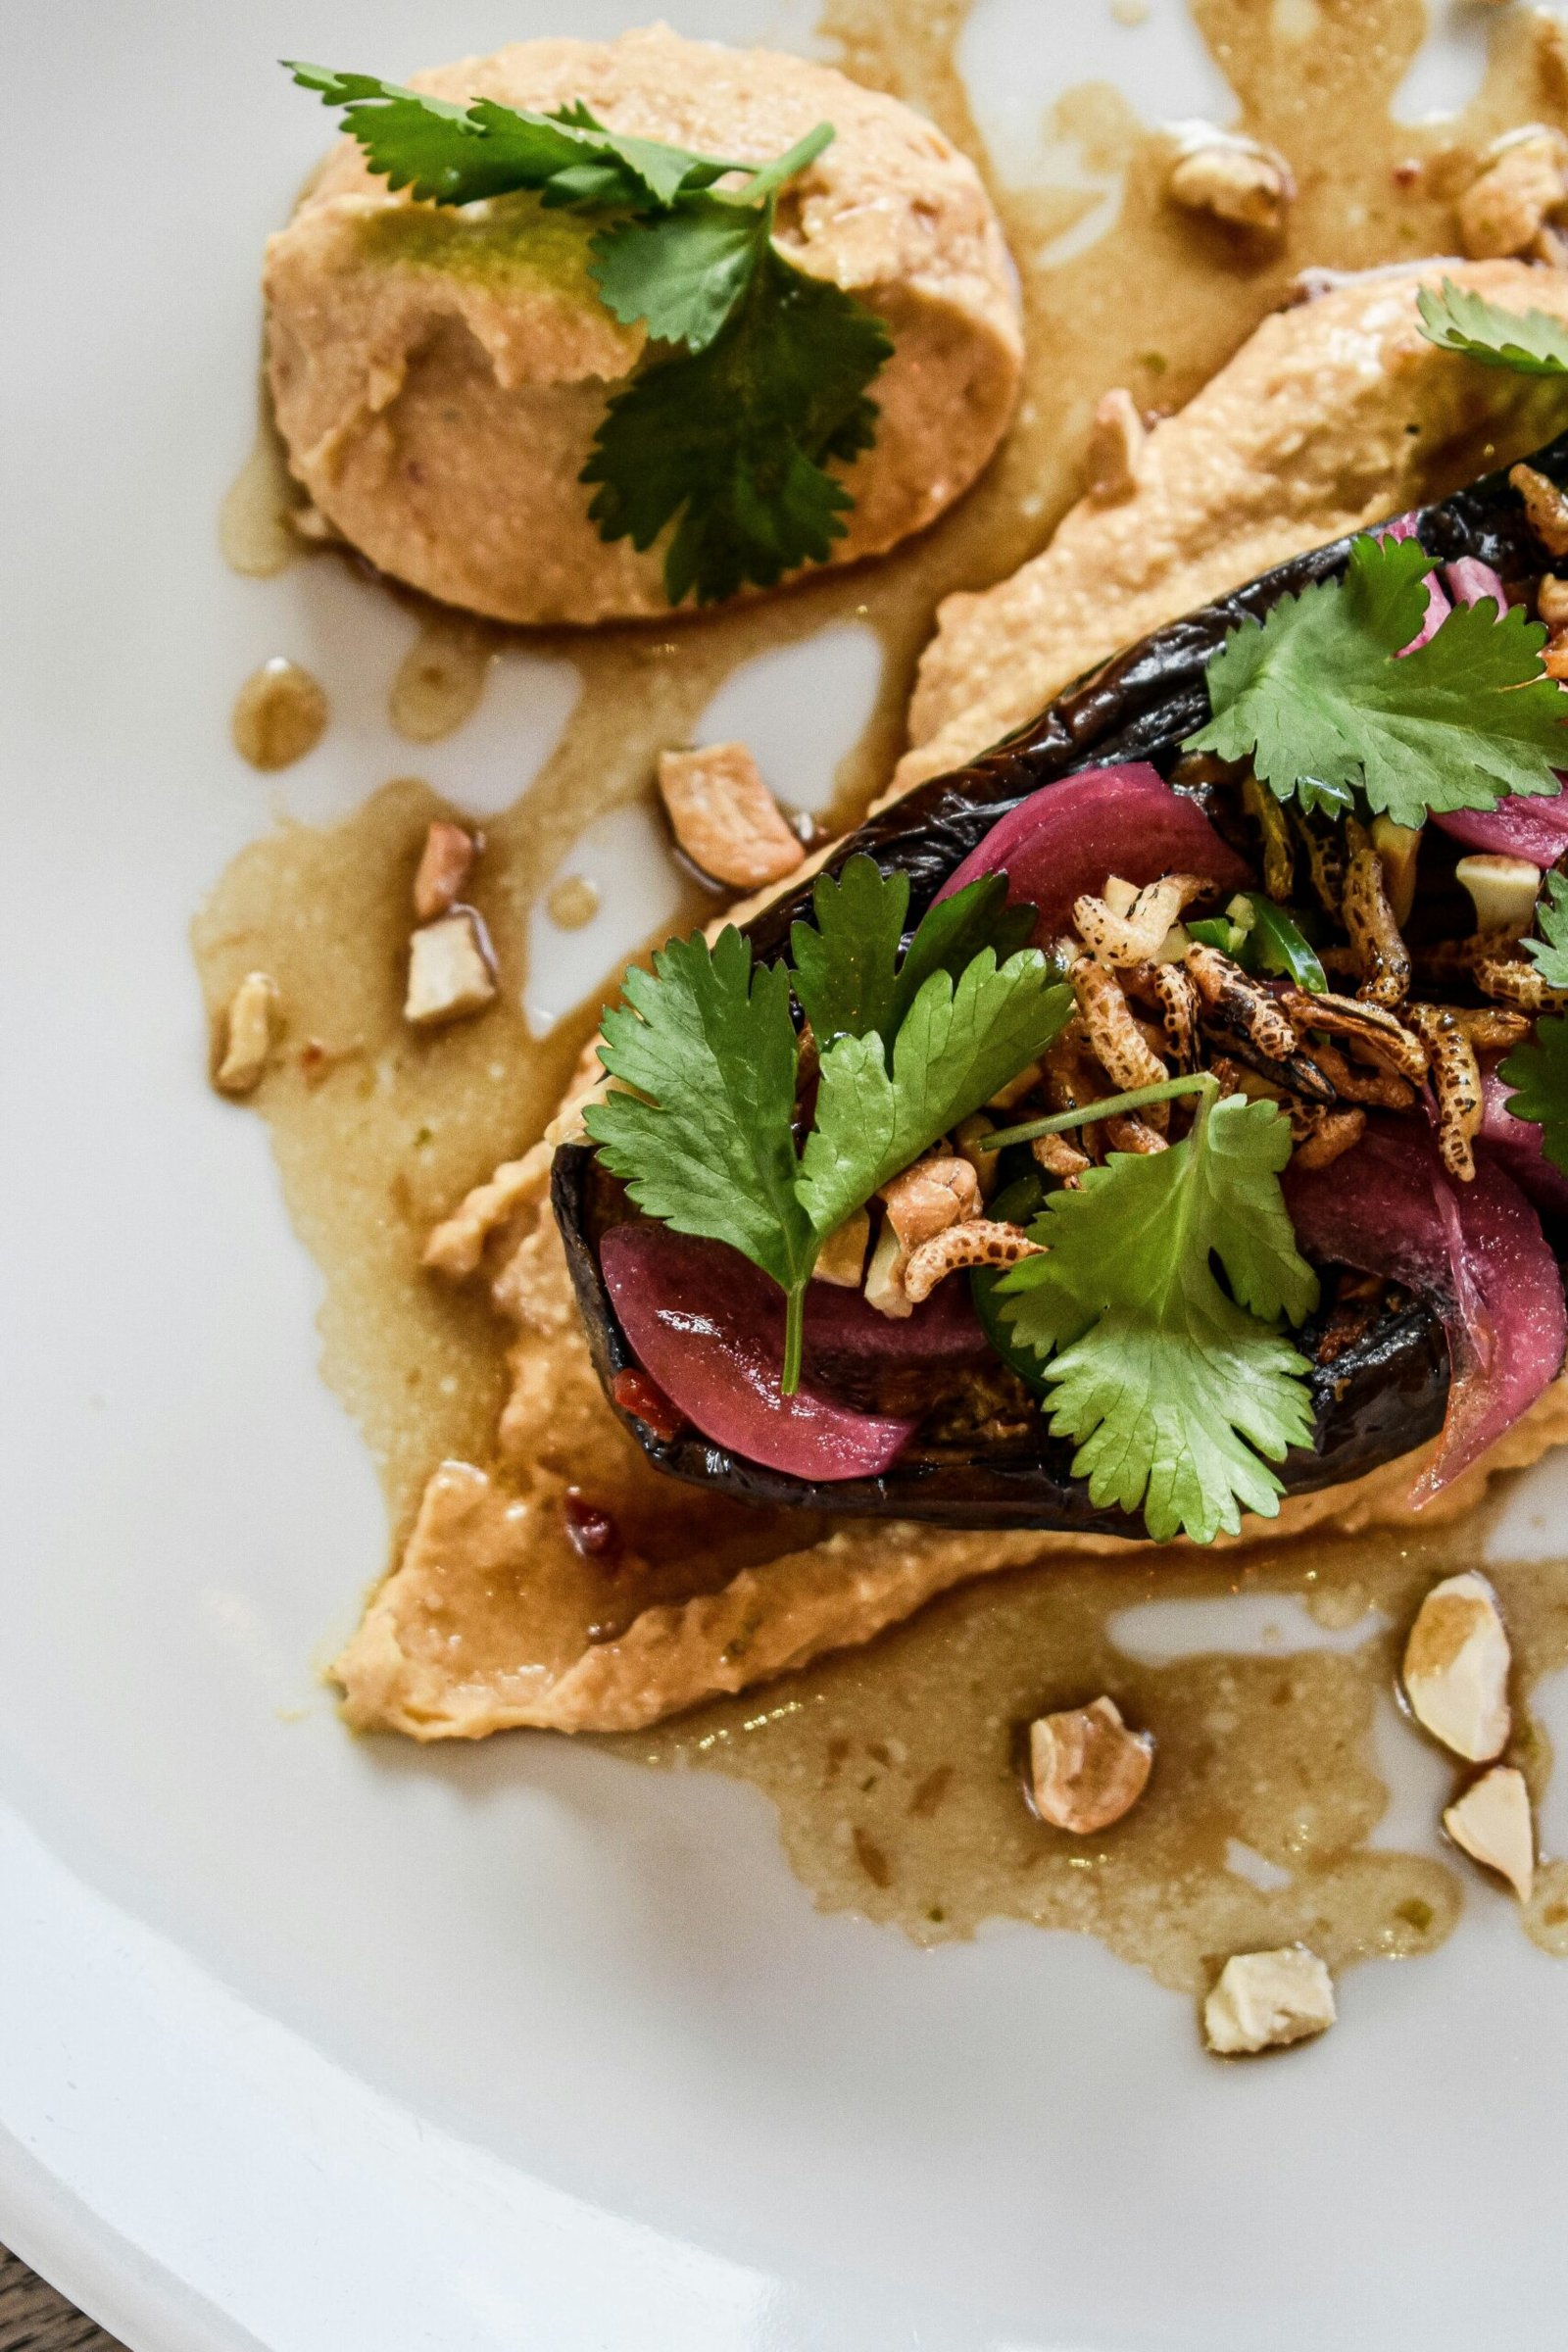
(264, 25, 1023, 624)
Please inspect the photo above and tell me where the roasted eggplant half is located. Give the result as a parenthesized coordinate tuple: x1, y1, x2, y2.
(554, 429, 1568, 1540)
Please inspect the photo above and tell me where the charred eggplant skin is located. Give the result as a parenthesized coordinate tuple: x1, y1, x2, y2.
(553, 433, 1568, 1533)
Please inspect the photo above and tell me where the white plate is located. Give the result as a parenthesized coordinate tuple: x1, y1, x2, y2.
(2, 4, 1564, 2348)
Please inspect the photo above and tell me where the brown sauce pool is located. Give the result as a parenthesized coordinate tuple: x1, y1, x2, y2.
(197, 0, 1568, 1993)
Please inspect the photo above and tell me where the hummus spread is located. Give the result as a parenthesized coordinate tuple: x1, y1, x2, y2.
(264, 26, 1023, 625)
(893, 259, 1568, 799)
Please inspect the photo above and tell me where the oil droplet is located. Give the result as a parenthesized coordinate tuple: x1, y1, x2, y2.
(545, 875, 601, 931)
(220, 411, 303, 579)
(390, 616, 495, 743)
(231, 659, 329, 771)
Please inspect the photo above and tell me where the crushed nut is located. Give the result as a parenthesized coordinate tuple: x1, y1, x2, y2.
(1074, 871, 1206, 967)
(1511, 460, 1568, 557)
(1028, 1695, 1153, 1834)
(1458, 127, 1568, 260)
(1203, 1947, 1336, 2056)
(657, 741, 804, 889)
(405, 908, 498, 1026)
(1403, 1571, 1512, 1762)
(1343, 820, 1411, 1006)
(1454, 853, 1543, 939)
(1407, 1004, 1483, 1181)
(215, 970, 282, 1095)
(864, 1156, 980, 1317)
(422, 1144, 550, 1278)
(862, 1216, 913, 1320)
(812, 1207, 871, 1288)
(1444, 1764, 1535, 1901)
(413, 819, 477, 922)
(904, 1217, 1044, 1301)
(1085, 388, 1146, 504)
(1168, 129, 1296, 233)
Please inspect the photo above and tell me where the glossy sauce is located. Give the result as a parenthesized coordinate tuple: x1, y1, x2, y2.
(197, 0, 1568, 1986)
(230, 657, 328, 770)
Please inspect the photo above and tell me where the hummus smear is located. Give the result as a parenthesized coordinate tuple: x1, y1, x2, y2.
(264, 25, 1023, 625)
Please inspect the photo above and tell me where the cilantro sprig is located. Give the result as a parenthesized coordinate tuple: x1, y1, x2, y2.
(1524, 867, 1568, 989)
(1185, 529, 1568, 827)
(586, 858, 1071, 1391)
(995, 1079, 1320, 1543)
(288, 63, 891, 606)
(1416, 277, 1568, 376)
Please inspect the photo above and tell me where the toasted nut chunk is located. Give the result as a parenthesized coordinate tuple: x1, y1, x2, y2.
(1511, 461, 1568, 557)
(405, 908, 497, 1026)
(1168, 131, 1295, 232)
(1028, 1696, 1153, 1834)
(1343, 823, 1411, 1006)
(1203, 1947, 1336, 2056)
(812, 1207, 870, 1288)
(1307, 1038, 1415, 1110)
(1370, 817, 1422, 928)
(423, 1144, 550, 1278)
(1085, 388, 1145, 505)
(1289, 1103, 1367, 1169)
(1475, 953, 1568, 1011)
(1455, 854, 1542, 939)
(954, 1112, 1001, 1199)
(1074, 871, 1205, 966)
(658, 742, 804, 889)
(880, 1155, 980, 1252)
(1278, 984, 1429, 1083)
(1407, 1004, 1483, 1181)
(862, 1216, 913, 1320)
(216, 970, 282, 1095)
(413, 819, 477, 922)
(1403, 1571, 1512, 1762)
(904, 1217, 1044, 1302)
(1459, 129, 1567, 260)
(1444, 1765, 1536, 1901)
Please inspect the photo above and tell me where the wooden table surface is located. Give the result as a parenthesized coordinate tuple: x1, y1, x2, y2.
(0, 2249, 125, 2352)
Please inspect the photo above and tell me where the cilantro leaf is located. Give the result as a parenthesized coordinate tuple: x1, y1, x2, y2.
(1417, 276, 1568, 375)
(1186, 529, 1568, 829)
(1499, 1011, 1568, 1174)
(582, 243, 891, 606)
(797, 955, 1073, 1237)
(585, 927, 813, 1297)
(1524, 868, 1568, 989)
(590, 201, 769, 351)
(996, 1092, 1320, 1543)
(890, 874, 1040, 1033)
(789, 856, 909, 1049)
(286, 63, 730, 209)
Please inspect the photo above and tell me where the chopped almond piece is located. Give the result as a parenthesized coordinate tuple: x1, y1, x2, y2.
(216, 970, 282, 1096)
(1028, 1695, 1152, 1834)
(1085, 388, 1144, 504)
(1203, 1947, 1336, 2055)
(405, 909, 497, 1027)
(1168, 132, 1295, 233)
(414, 820, 477, 921)
(862, 1217, 913, 1320)
(812, 1207, 871, 1288)
(657, 742, 805, 889)
(1458, 127, 1567, 260)
(1454, 855, 1541, 939)
(1445, 1765, 1535, 1901)
(1402, 1570, 1512, 1762)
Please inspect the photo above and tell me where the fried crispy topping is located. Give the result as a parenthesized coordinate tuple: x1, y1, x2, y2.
(1292, 808, 1348, 918)
(1104, 1112, 1169, 1155)
(1288, 1103, 1367, 1170)
(1243, 770, 1295, 903)
(1150, 960, 1202, 1073)
(1409, 1003, 1485, 1184)
(1343, 820, 1411, 1006)
(1084, 388, 1146, 505)
(902, 1218, 1044, 1302)
(1446, 1005, 1531, 1053)
(1511, 460, 1568, 557)
(1475, 953, 1568, 1011)
(1072, 955, 1171, 1120)
(1073, 871, 1205, 967)
(1277, 984, 1429, 1084)
(1306, 1037, 1416, 1110)
(1185, 942, 1335, 1102)
(1032, 1131, 1091, 1183)
(879, 1155, 980, 1253)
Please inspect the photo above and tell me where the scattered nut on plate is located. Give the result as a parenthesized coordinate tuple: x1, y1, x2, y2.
(1166, 126, 1295, 233)
(1444, 1765, 1536, 1901)
(1028, 1695, 1153, 1834)
(1202, 1946, 1337, 2056)
(1402, 1571, 1512, 1762)
(405, 908, 498, 1026)
(215, 969, 282, 1095)
(657, 741, 805, 889)
(413, 819, 478, 922)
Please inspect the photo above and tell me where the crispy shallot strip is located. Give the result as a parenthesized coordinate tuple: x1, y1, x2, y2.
(1277, 985, 1429, 1084)
(1343, 820, 1411, 1006)
(1308, 1037, 1416, 1110)
(1289, 1104, 1368, 1170)
(1072, 956, 1171, 1127)
(902, 1219, 1044, 1303)
(1185, 943, 1334, 1102)
(1407, 1004, 1484, 1182)
(1073, 871, 1206, 967)
(1243, 772, 1295, 903)
(1447, 1005, 1532, 1053)
(1475, 954, 1568, 1012)
(1150, 960, 1201, 1072)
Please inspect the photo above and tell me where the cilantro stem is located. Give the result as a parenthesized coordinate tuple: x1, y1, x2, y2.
(983, 1072, 1220, 1150)
(715, 121, 835, 209)
(781, 1284, 806, 1396)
